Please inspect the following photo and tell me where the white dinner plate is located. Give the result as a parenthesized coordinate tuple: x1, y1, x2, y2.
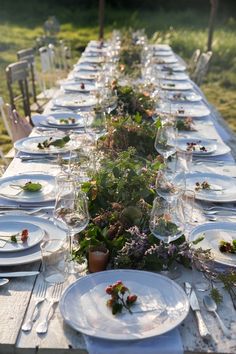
(72, 72, 98, 81)
(46, 115, 81, 127)
(0, 215, 66, 266)
(160, 81, 193, 91)
(52, 94, 97, 109)
(157, 103, 210, 117)
(60, 269, 189, 340)
(153, 50, 173, 57)
(33, 113, 84, 129)
(14, 136, 75, 155)
(79, 57, 104, 64)
(62, 83, 95, 94)
(155, 64, 186, 72)
(0, 221, 44, 253)
(0, 173, 55, 203)
(185, 172, 236, 202)
(154, 56, 178, 64)
(74, 63, 100, 72)
(167, 91, 202, 102)
(177, 138, 217, 155)
(156, 72, 189, 81)
(189, 222, 236, 267)
(152, 44, 171, 51)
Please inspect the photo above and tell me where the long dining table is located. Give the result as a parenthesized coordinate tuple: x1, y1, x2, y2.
(0, 38, 236, 354)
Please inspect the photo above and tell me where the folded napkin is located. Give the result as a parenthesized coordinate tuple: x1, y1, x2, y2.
(84, 328, 183, 354)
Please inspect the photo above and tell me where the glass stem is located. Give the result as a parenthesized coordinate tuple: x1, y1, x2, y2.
(68, 229, 74, 261)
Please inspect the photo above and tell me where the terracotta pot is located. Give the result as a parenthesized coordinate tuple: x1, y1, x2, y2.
(88, 246, 109, 273)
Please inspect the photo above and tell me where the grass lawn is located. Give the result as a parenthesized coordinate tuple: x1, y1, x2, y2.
(0, 1, 236, 154)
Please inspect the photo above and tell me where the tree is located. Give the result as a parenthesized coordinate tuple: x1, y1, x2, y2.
(207, 0, 218, 51)
(98, 0, 105, 40)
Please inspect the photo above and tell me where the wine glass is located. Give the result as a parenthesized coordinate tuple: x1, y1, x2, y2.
(154, 125, 177, 165)
(54, 178, 89, 274)
(149, 196, 185, 278)
(155, 168, 185, 202)
(150, 197, 185, 243)
(85, 109, 107, 143)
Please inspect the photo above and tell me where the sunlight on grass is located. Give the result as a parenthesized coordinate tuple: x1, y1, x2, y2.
(0, 5, 235, 154)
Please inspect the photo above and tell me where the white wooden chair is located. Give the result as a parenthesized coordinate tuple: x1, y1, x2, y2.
(6, 60, 31, 119)
(37, 46, 57, 100)
(188, 49, 201, 74)
(192, 51, 213, 86)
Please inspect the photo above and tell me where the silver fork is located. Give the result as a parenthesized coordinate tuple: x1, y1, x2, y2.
(22, 282, 47, 331)
(36, 283, 63, 334)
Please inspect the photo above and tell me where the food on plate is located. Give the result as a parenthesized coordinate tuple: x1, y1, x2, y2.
(186, 141, 207, 152)
(0, 229, 29, 244)
(59, 117, 76, 124)
(106, 280, 138, 315)
(37, 136, 70, 149)
(219, 240, 236, 254)
(10, 181, 43, 192)
(195, 181, 210, 191)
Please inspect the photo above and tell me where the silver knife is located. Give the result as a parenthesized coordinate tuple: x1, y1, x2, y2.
(184, 282, 211, 340)
(0, 271, 39, 278)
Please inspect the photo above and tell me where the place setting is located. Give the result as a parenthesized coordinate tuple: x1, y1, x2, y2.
(159, 79, 194, 90)
(156, 102, 210, 117)
(52, 93, 97, 110)
(32, 112, 85, 129)
(61, 82, 96, 94)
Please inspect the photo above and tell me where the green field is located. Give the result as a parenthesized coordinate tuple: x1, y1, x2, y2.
(0, 1, 236, 154)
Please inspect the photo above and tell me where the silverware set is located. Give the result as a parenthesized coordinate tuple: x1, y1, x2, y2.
(201, 205, 236, 221)
(22, 282, 63, 334)
(184, 282, 232, 339)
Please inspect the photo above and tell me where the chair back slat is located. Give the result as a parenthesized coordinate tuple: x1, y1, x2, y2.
(6, 61, 28, 83)
(17, 48, 35, 65)
(17, 48, 37, 103)
(5, 60, 31, 119)
(192, 51, 213, 86)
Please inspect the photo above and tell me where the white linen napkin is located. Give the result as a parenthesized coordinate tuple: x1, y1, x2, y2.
(83, 328, 183, 354)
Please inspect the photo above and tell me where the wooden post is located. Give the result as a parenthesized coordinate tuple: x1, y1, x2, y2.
(98, 0, 105, 40)
(207, 0, 218, 51)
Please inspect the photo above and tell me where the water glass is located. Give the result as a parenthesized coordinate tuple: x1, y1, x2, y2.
(175, 149, 192, 173)
(41, 238, 67, 284)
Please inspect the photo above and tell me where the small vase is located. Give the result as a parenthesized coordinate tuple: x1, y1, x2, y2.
(88, 246, 109, 273)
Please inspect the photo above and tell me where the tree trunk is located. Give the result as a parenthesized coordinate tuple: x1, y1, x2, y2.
(98, 0, 105, 40)
(207, 0, 218, 51)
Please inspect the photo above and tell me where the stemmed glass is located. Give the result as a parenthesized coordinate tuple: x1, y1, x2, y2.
(149, 196, 185, 278)
(84, 109, 107, 142)
(155, 168, 185, 202)
(154, 125, 177, 165)
(54, 175, 89, 274)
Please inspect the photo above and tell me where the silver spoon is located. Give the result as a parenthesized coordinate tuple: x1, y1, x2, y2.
(203, 295, 231, 338)
(0, 278, 9, 287)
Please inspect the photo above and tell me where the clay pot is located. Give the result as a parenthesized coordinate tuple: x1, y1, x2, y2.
(88, 245, 109, 273)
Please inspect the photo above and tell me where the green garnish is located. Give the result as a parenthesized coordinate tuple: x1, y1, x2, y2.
(37, 136, 70, 149)
(10, 235, 17, 243)
(22, 181, 42, 192)
(210, 287, 223, 305)
(192, 235, 205, 245)
(11, 181, 42, 192)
